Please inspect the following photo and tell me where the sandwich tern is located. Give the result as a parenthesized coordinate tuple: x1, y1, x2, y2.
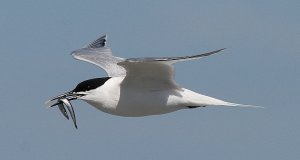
(46, 35, 258, 129)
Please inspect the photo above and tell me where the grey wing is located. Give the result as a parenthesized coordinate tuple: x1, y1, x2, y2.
(71, 35, 126, 77)
(118, 48, 225, 89)
(125, 48, 225, 64)
(118, 61, 177, 89)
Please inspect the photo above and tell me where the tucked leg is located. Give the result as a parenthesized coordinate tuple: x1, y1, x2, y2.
(187, 106, 206, 109)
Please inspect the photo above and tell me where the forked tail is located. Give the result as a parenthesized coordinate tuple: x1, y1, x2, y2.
(221, 102, 263, 108)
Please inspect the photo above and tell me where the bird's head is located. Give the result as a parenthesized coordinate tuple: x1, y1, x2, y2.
(45, 77, 111, 129)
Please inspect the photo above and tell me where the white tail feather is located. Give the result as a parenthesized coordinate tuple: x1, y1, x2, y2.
(223, 102, 263, 108)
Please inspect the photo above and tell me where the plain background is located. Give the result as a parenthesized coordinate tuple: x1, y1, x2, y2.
(0, 0, 299, 159)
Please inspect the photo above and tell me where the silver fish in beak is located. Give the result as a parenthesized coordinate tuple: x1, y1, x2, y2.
(46, 92, 85, 129)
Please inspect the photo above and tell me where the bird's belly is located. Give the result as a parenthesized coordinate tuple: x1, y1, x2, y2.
(115, 100, 179, 117)
(88, 89, 183, 117)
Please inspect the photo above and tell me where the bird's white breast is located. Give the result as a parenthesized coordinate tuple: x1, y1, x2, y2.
(81, 77, 184, 116)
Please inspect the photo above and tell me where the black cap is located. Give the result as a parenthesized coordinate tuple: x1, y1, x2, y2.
(72, 77, 111, 92)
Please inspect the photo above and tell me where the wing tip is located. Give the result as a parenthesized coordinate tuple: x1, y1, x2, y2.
(86, 34, 108, 49)
(201, 48, 226, 57)
(218, 48, 226, 52)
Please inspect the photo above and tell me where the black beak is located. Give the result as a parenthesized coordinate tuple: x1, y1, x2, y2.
(46, 92, 84, 129)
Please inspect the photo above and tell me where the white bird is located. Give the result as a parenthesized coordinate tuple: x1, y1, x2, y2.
(46, 35, 258, 129)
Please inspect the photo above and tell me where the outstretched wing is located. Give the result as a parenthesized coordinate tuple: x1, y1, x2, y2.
(71, 35, 126, 77)
(119, 48, 225, 89)
(71, 34, 224, 84)
(126, 48, 225, 64)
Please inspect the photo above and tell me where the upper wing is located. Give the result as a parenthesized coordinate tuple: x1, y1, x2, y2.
(125, 48, 225, 64)
(118, 48, 225, 89)
(71, 34, 224, 85)
(118, 61, 177, 89)
(71, 35, 126, 77)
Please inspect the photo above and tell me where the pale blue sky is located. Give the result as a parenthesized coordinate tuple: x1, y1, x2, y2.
(0, 0, 299, 159)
